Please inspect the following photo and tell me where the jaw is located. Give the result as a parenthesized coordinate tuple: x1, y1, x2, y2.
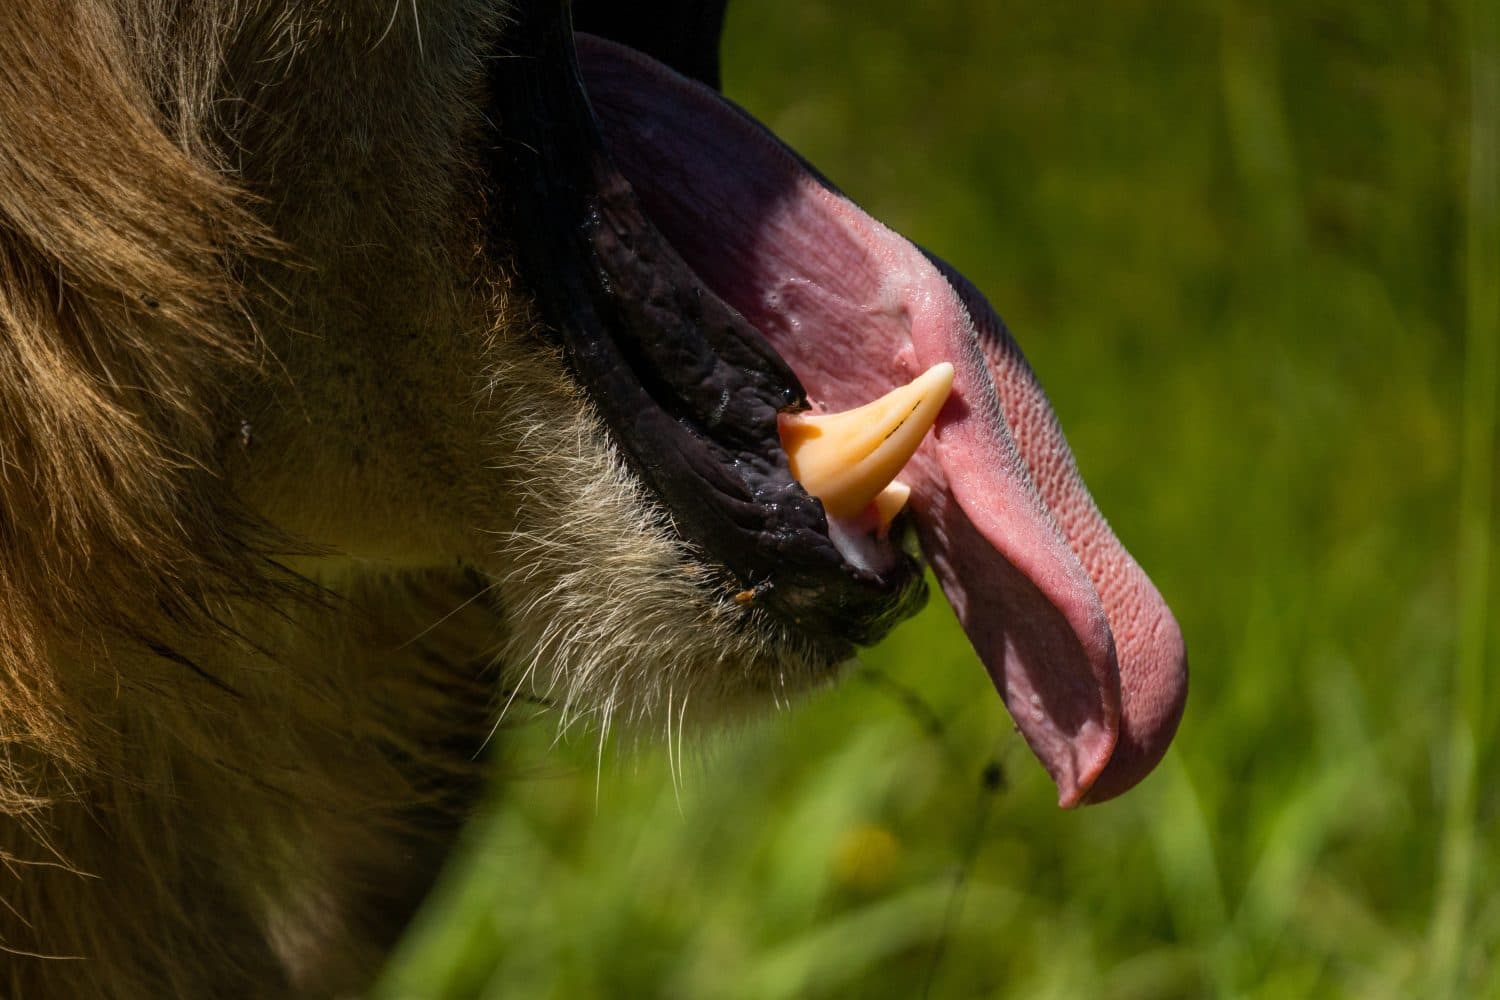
(482, 3, 1186, 803)
(476, 342, 855, 732)
(461, 323, 861, 739)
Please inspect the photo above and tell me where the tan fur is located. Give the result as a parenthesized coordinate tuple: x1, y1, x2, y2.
(0, 2, 824, 995)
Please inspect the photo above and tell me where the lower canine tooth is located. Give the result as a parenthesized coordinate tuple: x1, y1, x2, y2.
(779, 362, 953, 519)
(873, 481, 912, 534)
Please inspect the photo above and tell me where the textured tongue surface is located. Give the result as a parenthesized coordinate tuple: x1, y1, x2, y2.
(578, 35, 1186, 804)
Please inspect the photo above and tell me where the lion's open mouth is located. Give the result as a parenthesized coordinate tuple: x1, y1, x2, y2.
(485, 4, 1187, 805)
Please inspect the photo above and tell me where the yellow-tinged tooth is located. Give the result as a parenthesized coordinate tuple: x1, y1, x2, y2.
(780, 362, 953, 519)
(873, 481, 911, 535)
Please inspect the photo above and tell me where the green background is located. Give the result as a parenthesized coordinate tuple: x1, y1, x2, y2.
(380, 1, 1499, 996)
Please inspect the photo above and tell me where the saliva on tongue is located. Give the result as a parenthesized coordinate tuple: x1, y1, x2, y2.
(576, 35, 1187, 806)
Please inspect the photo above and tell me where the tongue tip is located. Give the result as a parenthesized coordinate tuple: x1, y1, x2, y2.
(1074, 614, 1189, 807)
(1055, 780, 1094, 811)
(1081, 660, 1189, 805)
(1050, 726, 1119, 809)
(1052, 693, 1182, 808)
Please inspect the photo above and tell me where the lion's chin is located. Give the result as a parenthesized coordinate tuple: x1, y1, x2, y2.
(472, 351, 849, 737)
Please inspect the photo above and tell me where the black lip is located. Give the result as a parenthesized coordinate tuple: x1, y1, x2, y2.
(481, 3, 927, 649)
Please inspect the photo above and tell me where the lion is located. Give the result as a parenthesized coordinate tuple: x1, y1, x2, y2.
(0, 1, 1187, 995)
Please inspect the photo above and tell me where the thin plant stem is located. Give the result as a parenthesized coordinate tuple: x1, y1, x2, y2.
(1431, 0, 1500, 991)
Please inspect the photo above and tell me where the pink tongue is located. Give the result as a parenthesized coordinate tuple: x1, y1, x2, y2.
(578, 36, 1186, 805)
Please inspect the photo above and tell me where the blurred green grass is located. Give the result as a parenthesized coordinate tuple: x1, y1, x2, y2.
(377, 2, 1497, 996)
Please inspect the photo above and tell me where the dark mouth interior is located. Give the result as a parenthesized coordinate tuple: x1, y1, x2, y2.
(481, 5, 928, 651)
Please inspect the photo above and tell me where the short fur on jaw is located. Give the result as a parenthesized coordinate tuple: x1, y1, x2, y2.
(487, 346, 831, 738)
(0, 1, 829, 995)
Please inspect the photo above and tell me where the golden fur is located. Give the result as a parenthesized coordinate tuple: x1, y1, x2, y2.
(0, 2, 817, 994)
